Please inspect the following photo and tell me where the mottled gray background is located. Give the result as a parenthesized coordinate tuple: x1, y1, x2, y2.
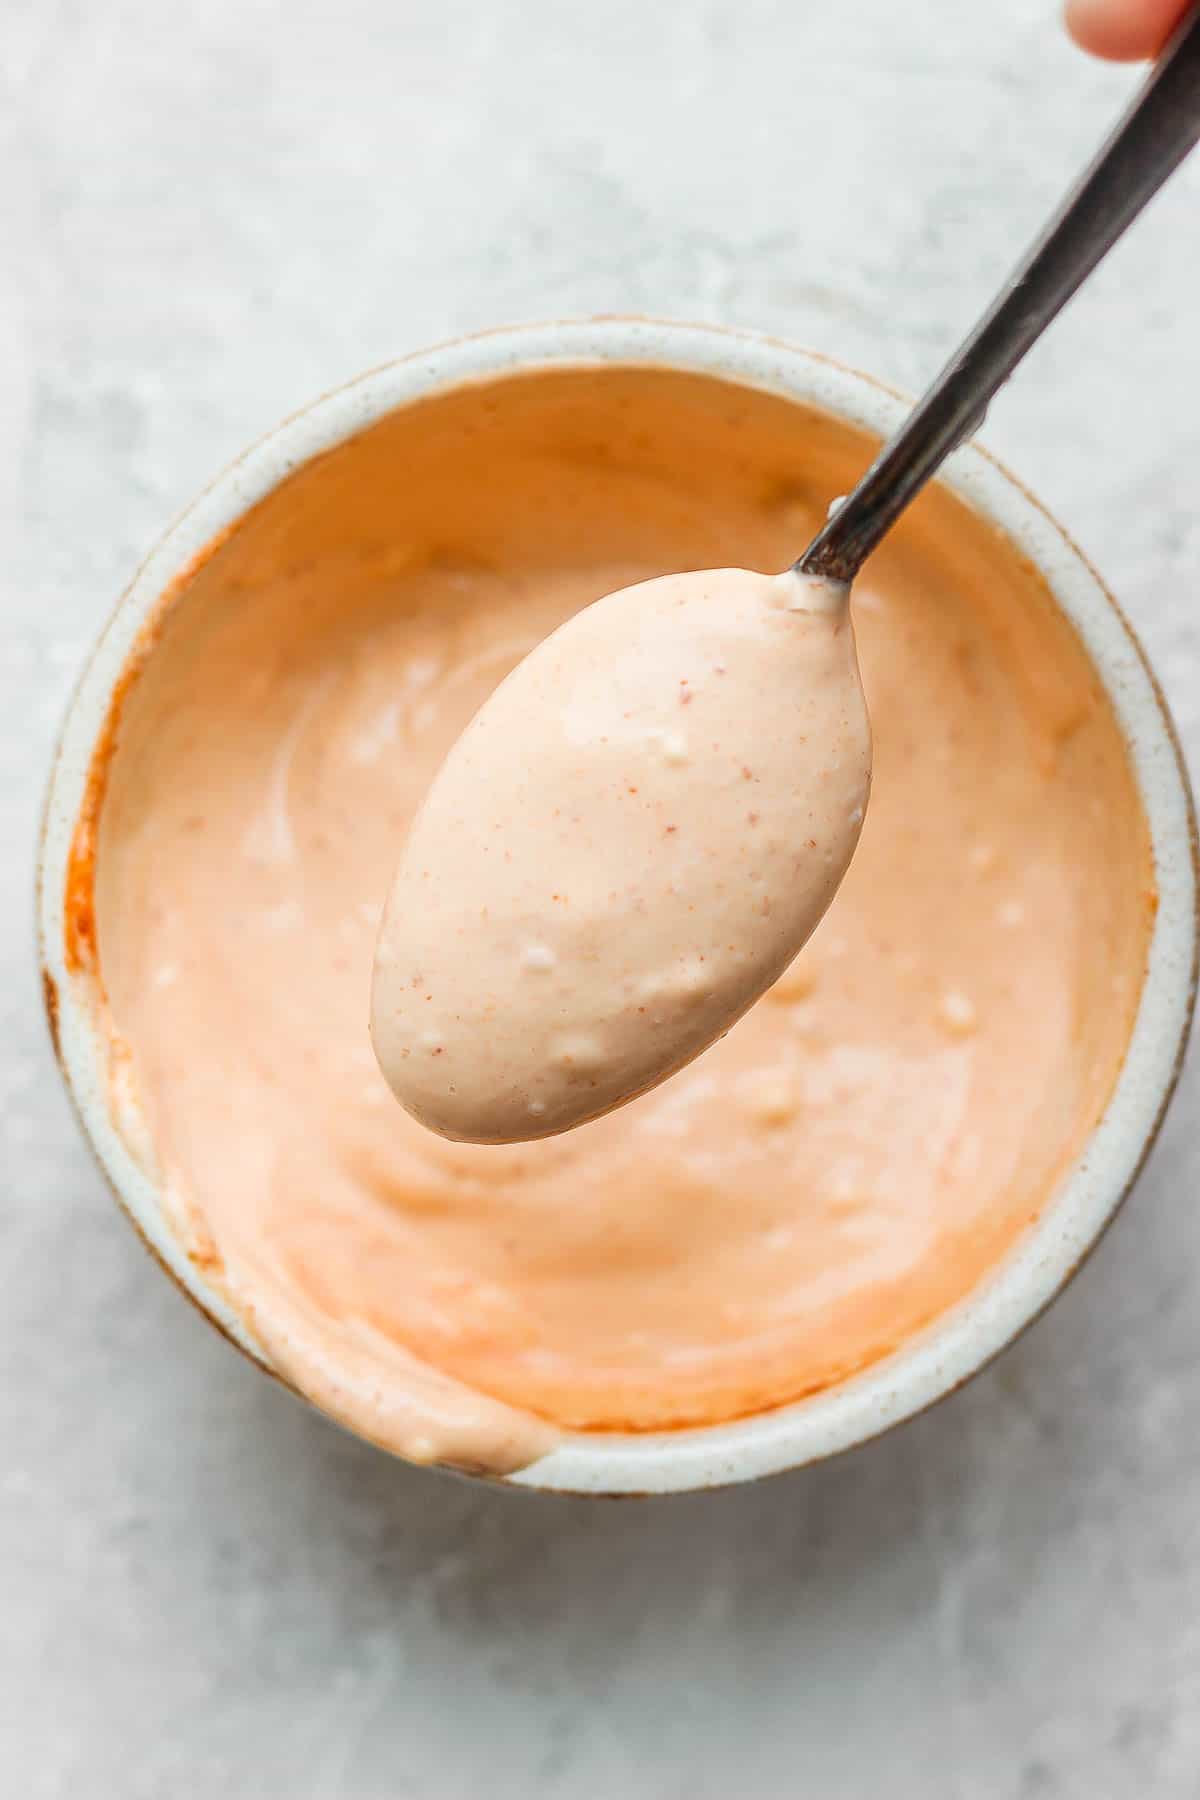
(4, 2, 1200, 1794)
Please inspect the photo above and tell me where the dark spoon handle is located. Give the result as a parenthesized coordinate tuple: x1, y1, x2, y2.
(798, 3, 1200, 585)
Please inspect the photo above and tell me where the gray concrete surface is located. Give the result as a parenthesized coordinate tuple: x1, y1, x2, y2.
(4, 2, 1200, 1794)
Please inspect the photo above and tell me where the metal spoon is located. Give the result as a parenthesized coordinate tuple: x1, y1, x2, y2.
(373, 8, 1200, 1148)
(798, 1, 1200, 586)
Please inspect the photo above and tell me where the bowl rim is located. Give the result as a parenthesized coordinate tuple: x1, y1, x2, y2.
(37, 316, 1199, 1496)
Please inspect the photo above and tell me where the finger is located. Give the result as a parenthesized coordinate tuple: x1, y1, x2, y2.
(1065, 0, 1190, 60)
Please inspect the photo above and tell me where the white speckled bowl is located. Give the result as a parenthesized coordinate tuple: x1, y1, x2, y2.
(38, 319, 1198, 1495)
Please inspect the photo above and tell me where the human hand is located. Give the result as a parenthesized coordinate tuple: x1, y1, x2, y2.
(1065, 0, 1190, 59)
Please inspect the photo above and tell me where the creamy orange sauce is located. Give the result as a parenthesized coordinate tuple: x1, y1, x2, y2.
(87, 366, 1152, 1472)
(372, 566, 870, 1143)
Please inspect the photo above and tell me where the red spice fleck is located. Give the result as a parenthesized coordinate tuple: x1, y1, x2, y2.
(190, 1242, 225, 1276)
(748, 812, 760, 826)
(742, 765, 754, 780)
(664, 824, 677, 835)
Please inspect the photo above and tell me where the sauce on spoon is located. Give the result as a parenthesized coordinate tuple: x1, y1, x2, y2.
(371, 565, 871, 1142)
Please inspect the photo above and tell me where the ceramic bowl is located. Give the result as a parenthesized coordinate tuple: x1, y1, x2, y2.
(38, 318, 1198, 1494)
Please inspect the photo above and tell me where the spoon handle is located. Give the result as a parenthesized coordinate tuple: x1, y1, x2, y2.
(798, 3, 1200, 585)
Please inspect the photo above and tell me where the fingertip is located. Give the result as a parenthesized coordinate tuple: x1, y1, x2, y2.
(1065, 0, 1187, 62)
